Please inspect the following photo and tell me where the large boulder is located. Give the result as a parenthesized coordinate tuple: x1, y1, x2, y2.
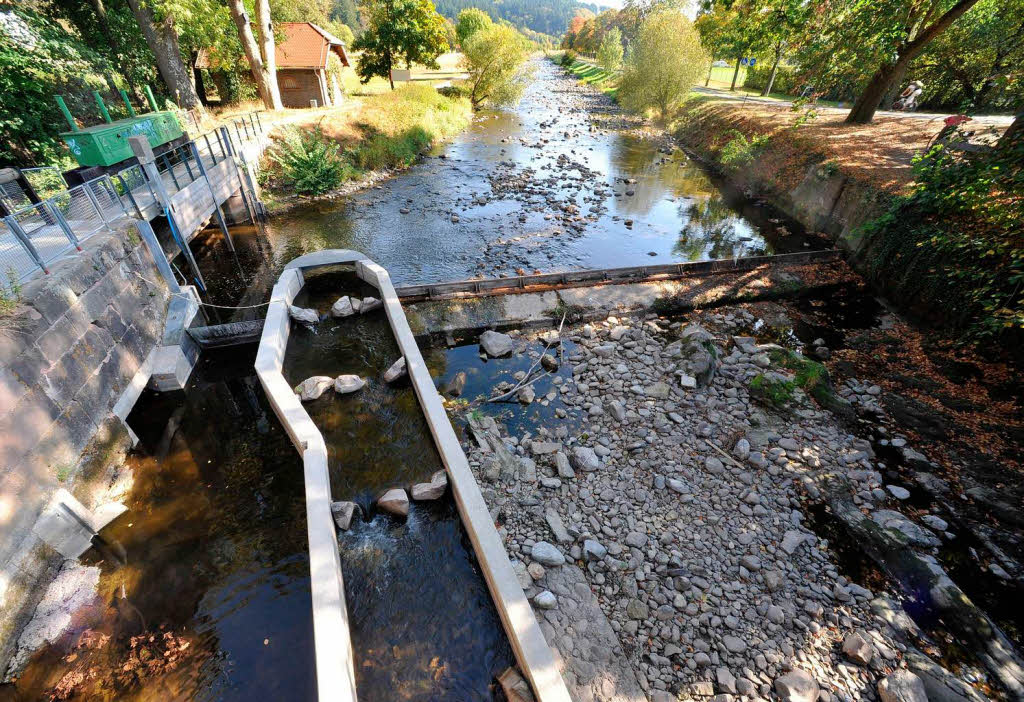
(358, 296, 382, 314)
(378, 488, 409, 516)
(674, 324, 720, 387)
(296, 376, 334, 401)
(330, 296, 355, 318)
(334, 375, 366, 394)
(442, 371, 467, 397)
(774, 670, 819, 702)
(878, 670, 928, 702)
(842, 630, 874, 665)
(480, 330, 514, 357)
(289, 305, 319, 325)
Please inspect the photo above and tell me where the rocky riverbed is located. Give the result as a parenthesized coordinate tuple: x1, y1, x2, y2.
(447, 304, 1011, 702)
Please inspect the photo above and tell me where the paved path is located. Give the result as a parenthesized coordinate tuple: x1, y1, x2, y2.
(692, 86, 1015, 127)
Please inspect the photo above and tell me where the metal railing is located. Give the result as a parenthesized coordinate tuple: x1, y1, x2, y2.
(1, 112, 267, 290)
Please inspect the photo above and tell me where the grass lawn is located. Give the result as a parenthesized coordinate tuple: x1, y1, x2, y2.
(564, 58, 619, 98)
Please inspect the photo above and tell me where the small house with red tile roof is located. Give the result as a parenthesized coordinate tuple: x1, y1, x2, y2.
(276, 22, 351, 108)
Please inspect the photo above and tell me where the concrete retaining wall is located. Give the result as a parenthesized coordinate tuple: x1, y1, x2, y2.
(0, 221, 169, 671)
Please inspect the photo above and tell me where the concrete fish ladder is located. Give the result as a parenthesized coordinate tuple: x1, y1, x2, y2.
(254, 249, 573, 702)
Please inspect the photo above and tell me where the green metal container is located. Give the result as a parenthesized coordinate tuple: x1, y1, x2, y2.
(60, 112, 184, 167)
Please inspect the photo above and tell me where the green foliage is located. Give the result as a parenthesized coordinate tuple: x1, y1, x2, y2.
(859, 126, 1024, 343)
(462, 24, 532, 108)
(353, 0, 450, 85)
(560, 50, 578, 66)
(743, 63, 798, 94)
(617, 11, 709, 121)
(455, 7, 492, 46)
(323, 19, 356, 46)
(719, 129, 770, 170)
(434, 0, 592, 37)
(273, 127, 349, 195)
(596, 26, 623, 72)
(750, 373, 795, 407)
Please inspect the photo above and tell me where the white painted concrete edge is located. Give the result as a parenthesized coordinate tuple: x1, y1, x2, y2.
(254, 265, 359, 702)
(356, 259, 574, 702)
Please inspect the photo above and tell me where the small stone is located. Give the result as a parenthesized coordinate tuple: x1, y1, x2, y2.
(334, 375, 366, 394)
(583, 539, 607, 561)
(480, 330, 514, 357)
(554, 452, 575, 479)
(544, 508, 572, 543)
(443, 371, 467, 397)
(383, 357, 407, 383)
(679, 374, 698, 389)
(540, 353, 558, 371)
(570, 446, 600, 472)
(722, 635, 746, 653)
(842, 630, 874, 665)
(517, 386, 535, 404)
(527, 562, 545, 580)
(716, 667, 737, 694)
(533, 590, 557, 609)
(331, 501, 358, 530)
(608, 400, 626, 422)
(530, 541, 565, 567)
(378, 488, 409, 517)
(886, 485, 911, 500)
(330, 296, 355, 318)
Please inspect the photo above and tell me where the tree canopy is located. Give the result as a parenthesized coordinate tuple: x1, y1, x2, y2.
(617, 10, 709, 121)
(461, 23, 531, 107)
(455, 7, 492, 46)
(352, 0, 450, 89)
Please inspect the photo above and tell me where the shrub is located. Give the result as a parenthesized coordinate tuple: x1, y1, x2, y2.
(719, 130, 771, 170)
(273, 127, 349, 196)
(560, 50, 577, 67)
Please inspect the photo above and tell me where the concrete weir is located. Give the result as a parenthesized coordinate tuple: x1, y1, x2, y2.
(254, 249, 572, 702)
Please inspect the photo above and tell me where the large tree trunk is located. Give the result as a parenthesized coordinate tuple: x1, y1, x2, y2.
(125, 0, 201, 109)
(253, 0, 283, 109)
(999, 112, 1022, 150)
(89, 0, 141, 100)
(761, 42, 782, 97)
(730, 56, 741, 91)
(226, 0, 281, 109)
(846, 0, 982, 124)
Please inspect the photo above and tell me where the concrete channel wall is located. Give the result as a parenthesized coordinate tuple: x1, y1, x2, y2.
(256, 250, 572, 702)
(0, 220, 170, 671)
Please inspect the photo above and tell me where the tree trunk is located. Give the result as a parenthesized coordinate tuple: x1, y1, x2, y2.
(846, 0, 982, 124)
(705, 63, 712, 87)
(253, 0, 283, 109)
(999, 112, 1022, 150)
(730, 56, 741, 91)
(881, 60, 910, 110)
(227, 0, 280, 109)
(761, 43, 782, 97)
(125, 0, 201, 109)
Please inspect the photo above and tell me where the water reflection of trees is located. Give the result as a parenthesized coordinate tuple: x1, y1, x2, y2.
(609, 136, 723, 217)
(673, 196, 767, 261)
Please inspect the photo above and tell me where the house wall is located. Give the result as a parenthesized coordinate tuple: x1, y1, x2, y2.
(279, 69, 326, 108)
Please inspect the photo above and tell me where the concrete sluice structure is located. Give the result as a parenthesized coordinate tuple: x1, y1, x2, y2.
(254, 249, 572, 702)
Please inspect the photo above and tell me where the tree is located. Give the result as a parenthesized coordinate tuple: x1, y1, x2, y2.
(352, 0, 449, 90)
(842, 0, 984, 123)
(324, 19, 356, 46)
(597, 26, 623, 72)
(461, 23, 530, 107)
(254, 0, 282, 108)
(618, 10, 709, 121)
(455, 7, 491, 46)
(226, 0, 282, 109)
(124, 0, 202, 108)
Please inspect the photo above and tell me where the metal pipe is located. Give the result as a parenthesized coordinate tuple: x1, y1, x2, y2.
(120, 89, 136, 117)
(4, 215, 49, 274)
(93, 90, 112, 123)
(47, 202, 82, 250)
(144, 85, 159, 112)
(55, 96, 79, 132)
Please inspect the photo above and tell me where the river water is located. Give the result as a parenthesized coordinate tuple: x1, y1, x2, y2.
(2, 60, 831, 701)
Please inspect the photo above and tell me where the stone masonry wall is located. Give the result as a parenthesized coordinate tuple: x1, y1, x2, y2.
(0, 221, 169, 671)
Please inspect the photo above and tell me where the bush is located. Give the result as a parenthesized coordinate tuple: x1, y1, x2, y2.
(719, 130, 771, 170)
(273, 127, 349, 196)
(560, 50, 577, 67)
